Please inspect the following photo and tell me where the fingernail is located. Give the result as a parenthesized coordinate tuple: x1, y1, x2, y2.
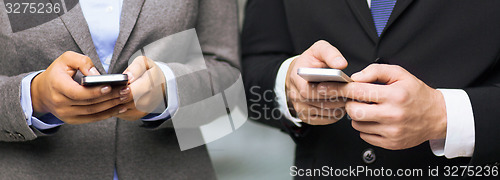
(126, 72, 134, 82)
(119, 108, 127, 114)
(101, 86, 111, 94)
(120, 87, 130, 95)
(120, 96, 128, 101)
(89, 67, 100, 75)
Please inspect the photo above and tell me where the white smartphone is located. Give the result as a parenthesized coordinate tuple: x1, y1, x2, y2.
(81, 74, 129, 86)
(297, 68, 353, 83)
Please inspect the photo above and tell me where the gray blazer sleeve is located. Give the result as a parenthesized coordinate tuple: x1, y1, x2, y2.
(0, 73, 39, 142)
(154, 0, 240, 129)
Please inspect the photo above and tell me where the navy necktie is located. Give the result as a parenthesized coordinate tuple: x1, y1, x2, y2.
(371, 0, 397, 36)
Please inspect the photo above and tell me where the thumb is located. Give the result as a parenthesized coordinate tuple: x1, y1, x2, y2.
(307, 40, 348, 70)
(351, 64, 407, 84)
(60, 51, 100, 76)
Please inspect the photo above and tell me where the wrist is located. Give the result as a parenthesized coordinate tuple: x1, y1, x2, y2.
(31, 73, 48, 114)
(285, 56, 298, 95)
(431, 89, 447, 140)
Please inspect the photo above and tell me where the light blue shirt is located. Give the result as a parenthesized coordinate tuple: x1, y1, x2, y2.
(19, 1, 178, 179)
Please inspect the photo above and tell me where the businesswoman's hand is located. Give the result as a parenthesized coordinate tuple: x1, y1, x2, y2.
(286, 40, 349, 125)
(114, 56, 167, 121)
(31, 51, 132, 124)
(320, 64, 447, 150)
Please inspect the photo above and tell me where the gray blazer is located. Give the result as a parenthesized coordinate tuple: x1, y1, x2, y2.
(0, 0, 239, 179)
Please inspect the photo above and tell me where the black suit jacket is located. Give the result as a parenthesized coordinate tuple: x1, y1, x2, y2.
(242, 0, 500, 179)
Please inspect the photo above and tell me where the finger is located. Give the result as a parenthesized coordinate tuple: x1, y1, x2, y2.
(350, 64, 409, 85)
(123, 56, 153, 83)
(54, 79, 112, 101)
(299, 114, 342, 125)
(345, 101, 384, 121)
(294, 102, 345, 120)
(303, 99, 346, 109)
(71, 86, 131, 106)
(70, 104, 129, 124)
(351, 120, 384, 135)
(59, 51, 100, 76)
(318, 82, 389, 103)
(305, 40, 348, 70)
(129, 67, 165, 100)
(359, 132, 387, 148)
(70, 97, 125, 116)
(128, 69, 167, 114)
(114, 102, 148, 121)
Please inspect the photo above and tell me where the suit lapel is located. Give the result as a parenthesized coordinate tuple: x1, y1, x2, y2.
(108, 0, 146, 73)
(345, 0, 378, 43)
(384, 0, 414, 36)
(51, 0, 105, 73)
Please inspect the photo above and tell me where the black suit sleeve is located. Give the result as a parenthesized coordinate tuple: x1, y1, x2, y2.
(241, 0, 295, 128)
(465, 60, 500, 166)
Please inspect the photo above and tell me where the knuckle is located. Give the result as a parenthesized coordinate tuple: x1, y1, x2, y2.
(366, 63, 379, 70)
(389, 109, 406, 121)
(366, 64, 383, 73)
(52, 96, 64, 105)
(391, 64, 405, 71)
(79, 56, 89, 66)
(61, 51, 73, 59)
(314, 40, 328, 47)
(388, 127, 404, 138)
(392, 88, 409, 103)
(93, 89, 103, 97)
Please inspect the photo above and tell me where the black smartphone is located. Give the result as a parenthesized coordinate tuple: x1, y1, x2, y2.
(81, 74, 129, 86)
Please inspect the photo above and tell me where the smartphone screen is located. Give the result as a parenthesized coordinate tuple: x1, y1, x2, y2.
(81, 74, 129, 86)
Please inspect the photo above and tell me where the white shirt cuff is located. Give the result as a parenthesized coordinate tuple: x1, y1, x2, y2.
(274, 56, 303, 127)
(430, 89, 475, 158)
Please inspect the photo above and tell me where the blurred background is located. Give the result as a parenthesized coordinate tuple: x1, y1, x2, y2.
(205, 0, 296, 180)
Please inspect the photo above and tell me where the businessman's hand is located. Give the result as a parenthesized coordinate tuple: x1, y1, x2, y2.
(286, 40, 348, 125)
(319, 64, 447, 150)
(114, 56, 167, 121)
(31, 51, 131, 124)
